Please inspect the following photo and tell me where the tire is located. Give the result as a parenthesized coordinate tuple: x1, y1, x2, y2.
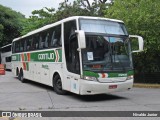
(16, 68, 19, 77)
(19, 69, 26, 83)
(53, 74, 67, 95)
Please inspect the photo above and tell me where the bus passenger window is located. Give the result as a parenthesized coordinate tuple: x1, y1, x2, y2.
(32, 36, 39, 50)
(50, 31, 56, 47)
(24, 40, 27, 51)
(15, 41, 20, 53)
(20, 40, 24, 52)
(39, 36, 43, 49)
(44, 33, 49, 48)
(56, 25, 62, 47)
(49, 25, 61, 48)
(26, 39, 31, 51)
(12, 42, 15, 53)
(29, 38, 34, 50)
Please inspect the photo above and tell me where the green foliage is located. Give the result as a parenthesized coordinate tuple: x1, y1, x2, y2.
(2, 0, 159, 74)
(22, 1, 93, 34)
(22, 0, 111, 34)
(21, 7, 57, 35)
(105, 0, 160, 72)
(0, 4, 25, 46)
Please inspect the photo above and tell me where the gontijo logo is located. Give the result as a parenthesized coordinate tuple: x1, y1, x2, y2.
(38, 53, 55, 60)
(37, 50, 60, 62)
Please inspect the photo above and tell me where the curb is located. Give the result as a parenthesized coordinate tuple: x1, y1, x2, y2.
(133, 83, 160, 88)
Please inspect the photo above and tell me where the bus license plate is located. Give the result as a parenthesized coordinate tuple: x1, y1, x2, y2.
(109, 85, 117, 89)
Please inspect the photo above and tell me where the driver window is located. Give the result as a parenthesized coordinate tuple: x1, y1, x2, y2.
(64, 20, 80, 74)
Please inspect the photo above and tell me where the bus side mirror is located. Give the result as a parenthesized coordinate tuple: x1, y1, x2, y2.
(129, 35, 144, 53)
(75, 30, 86, 49)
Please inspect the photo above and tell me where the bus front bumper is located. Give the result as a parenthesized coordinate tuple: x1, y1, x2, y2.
(79, 79, 133, 95)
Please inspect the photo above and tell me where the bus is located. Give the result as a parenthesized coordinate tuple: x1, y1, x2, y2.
(0, 44, 12, 70)
(12, 16, 144, 95)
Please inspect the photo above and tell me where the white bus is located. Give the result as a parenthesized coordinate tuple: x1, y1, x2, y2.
(0, 44, 12, 70)
(12, 16, 143, 95)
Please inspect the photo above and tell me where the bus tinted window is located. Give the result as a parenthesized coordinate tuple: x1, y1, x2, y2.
(64, 20, 80, 74)
(33, 34, 39, 49)
(20, 39, 24, 52)
(1, 45, 11, 53)
(13, 24, 62, 53)
(12, 42, 15, 53)
(24, 39, 27, 52)
(6, 56, 11, 62)
(50, 25, 61, 48)
(15, 41, 20, 53)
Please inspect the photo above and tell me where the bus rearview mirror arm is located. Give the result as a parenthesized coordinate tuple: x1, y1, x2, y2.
(129, 35, 144, 53)
(75, 30, 86, 49)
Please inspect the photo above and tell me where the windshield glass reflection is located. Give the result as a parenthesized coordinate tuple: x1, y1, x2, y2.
(82, 35, 132, 72)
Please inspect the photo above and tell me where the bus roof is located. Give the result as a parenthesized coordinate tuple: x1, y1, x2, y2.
(0, 44, 12, 49)
(12, 16, 124, 42)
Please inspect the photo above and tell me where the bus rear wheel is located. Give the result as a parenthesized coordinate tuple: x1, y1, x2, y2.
(19, 69, 26, 83)
(16, 68, 19, 77)
(53, 74, 66, 95)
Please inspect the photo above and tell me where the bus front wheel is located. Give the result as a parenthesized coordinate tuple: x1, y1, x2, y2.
(53, 74, 66, 95)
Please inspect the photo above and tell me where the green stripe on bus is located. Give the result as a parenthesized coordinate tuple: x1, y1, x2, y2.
(83, 70, 134, 78)
(108, 73, 127, 77)
(127, 70, 134, 76)
(24, 53, 27, 61)
(57, 49, 62, 62)
(12, 54, 20, 61)
(83, 71, 99, 78)
(31, 50, 56, 62)
(12, 49, 62, 62)
(26, 62, 29, 71)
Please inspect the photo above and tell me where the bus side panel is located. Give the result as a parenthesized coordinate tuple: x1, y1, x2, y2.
(49, 63, 64, 87)
(12, 61, 23, 77)
(40, 62, 50, 86)
(34, 62, 41, 83)
(12, 61, 17, 76)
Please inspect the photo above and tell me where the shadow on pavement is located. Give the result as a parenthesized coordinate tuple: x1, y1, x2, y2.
(68, 93, 127, 102)
(18, 78, 127, 102)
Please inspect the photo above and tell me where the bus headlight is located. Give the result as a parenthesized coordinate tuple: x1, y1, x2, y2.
(126, 75, 134, 80)
(83, 76, 98, 81)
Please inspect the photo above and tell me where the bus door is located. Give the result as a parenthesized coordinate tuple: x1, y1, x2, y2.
(67, 35, 80, 94)
(63, 20, 81, 94)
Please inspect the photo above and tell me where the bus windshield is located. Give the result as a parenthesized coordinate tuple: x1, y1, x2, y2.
(80, 19, 128, 35)
(81, 35, 133, 72)
(79, 19, 132, 72)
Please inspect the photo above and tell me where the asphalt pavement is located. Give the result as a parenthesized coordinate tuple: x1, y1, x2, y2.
(0, 71, 160, 120)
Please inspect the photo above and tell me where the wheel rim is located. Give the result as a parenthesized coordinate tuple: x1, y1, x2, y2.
(56, 78, 62, 90)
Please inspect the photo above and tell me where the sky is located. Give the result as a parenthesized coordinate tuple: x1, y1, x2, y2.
(0, 0, 110, 18)
(0, 0, 65, 18)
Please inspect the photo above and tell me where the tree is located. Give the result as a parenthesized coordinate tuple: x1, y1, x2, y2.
(65, 0, 113, 16)
(105, 0, 160, 73)
(0, 5, 25, 46)
(22, 0, 92, 34)
(22, 0, 113, 34)
(21, 7, 56, 35)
